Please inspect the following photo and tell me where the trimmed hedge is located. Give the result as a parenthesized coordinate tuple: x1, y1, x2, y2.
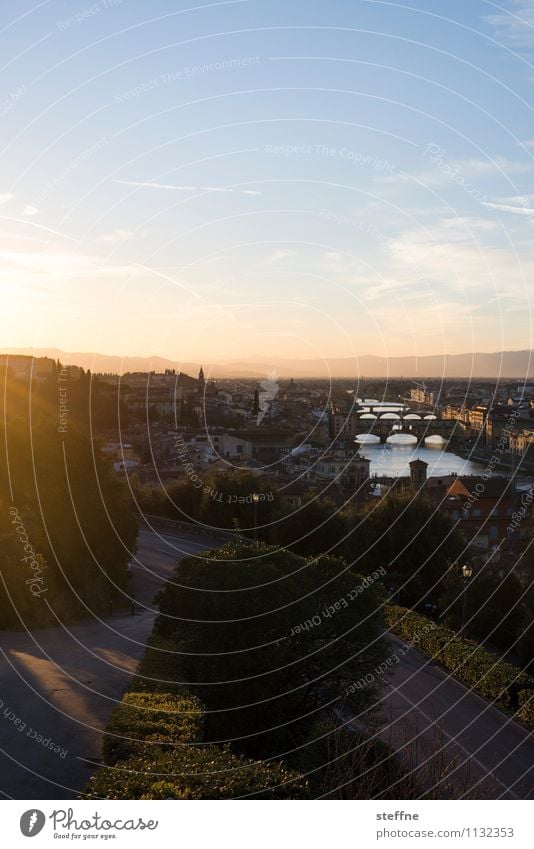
(85, 745, 309, 800)
(129, 635, 184, 694)
(85, 620, 309, 799)
(102, 691, 203, 765)
(385, 604, 534, 711)
(516, 689, 534, 728)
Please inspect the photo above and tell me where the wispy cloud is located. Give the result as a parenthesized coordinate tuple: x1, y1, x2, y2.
(322, 250, 357, 274)
(386, 220, 534, 304)
(97, 228, 135, 243)
(114, 179, 262, 196)
(0, 249, 150, 281)
(492, 193, 534, 203)
(267, 249, 297, 263)
(485, 2, 534, 46)
(0, 193, 14, 205)
(21, 205, 38, 217)
(455, 156, 533, 176)
(482, 200, 534, 218)
(380, 156, 532, 188)
(0, 216, 77, 242)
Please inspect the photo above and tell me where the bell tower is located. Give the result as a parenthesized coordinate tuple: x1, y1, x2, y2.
(198, 365, 205, 394)
(409, 458, 428, 489)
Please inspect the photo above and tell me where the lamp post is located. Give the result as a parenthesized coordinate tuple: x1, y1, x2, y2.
(460, 563, 473, 640)
(252, 492, 260, 544)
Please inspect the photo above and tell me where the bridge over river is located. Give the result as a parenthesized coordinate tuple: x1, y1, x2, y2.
(351, 401, 457, 444)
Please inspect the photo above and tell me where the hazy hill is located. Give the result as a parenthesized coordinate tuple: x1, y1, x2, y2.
(1, 347, 533, 379)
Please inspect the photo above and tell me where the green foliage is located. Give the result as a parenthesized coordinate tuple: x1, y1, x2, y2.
(0, 370, 137, 627)
(132, 468, 278, 534)
(129, 635, 186, 694)
(516, 690, 534, 728)
(87, 617, 308, 799)
(197, 469, 278, 532)
(441, 565, 527, 652)
(301, 721, 419, 799)
(84, 745, 309, 800)
(273, 497, 352, 556)
(359, 493, 465, 606)
(385, 604, 534, 709)
(102, 691, 203, 765)
(156, 542, 389, 757)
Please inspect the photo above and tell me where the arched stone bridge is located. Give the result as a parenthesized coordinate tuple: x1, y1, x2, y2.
(354, 410, 457, 444)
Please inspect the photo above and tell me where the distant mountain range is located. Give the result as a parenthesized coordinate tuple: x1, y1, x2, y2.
(1, 347, 533, 379)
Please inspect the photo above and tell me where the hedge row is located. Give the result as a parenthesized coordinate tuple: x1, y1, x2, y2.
(84, 630, 308, 799)
(385, 605, 534, 714)
(102, 691, 203, 766)
(85, 746, 309, 800)
(516, 690, 534, 727)
(129, 635, 185, 694)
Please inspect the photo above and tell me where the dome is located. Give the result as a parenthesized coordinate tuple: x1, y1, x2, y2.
(404, 413, 421, 420)
(360, 413, 377, 419)
(424, 414, 437, 420)
(380, 413, 401, 420)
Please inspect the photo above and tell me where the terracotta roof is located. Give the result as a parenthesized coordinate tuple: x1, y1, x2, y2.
(454, 476, 513, 498)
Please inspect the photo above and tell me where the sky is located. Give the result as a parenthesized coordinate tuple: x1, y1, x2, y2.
(1, 0, 534, 370)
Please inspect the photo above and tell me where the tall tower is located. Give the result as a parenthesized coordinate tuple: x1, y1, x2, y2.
(409, 458, 428, 489)
(198, 365, 205, 394)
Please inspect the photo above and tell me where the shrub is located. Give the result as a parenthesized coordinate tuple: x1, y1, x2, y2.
(301, 722, 419, 799)
(516, 689, 534, 729)
(87, 627, 308, 799)
(84, 745, 309, 800)
(385, 604, 534, 710)
(155, 543, 389, 758)
(102, 691, 204, 765)
(129, 635, 184, 694)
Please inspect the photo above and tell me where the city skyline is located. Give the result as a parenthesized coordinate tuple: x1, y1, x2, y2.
(3, 343, 534, 379)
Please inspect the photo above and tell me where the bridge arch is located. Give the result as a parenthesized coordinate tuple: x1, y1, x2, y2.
(387, 433, 418, 445)
(355, 433, 381, 444)
(425, 434, 446, 445)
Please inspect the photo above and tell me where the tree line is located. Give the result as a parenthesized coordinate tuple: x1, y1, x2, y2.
(0, 368, 137, 629)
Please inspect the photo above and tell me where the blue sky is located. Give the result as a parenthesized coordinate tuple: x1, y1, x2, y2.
(1, 0, 534, 367)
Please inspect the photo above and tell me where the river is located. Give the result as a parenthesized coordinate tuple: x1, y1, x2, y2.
(357, 438, 487, 478)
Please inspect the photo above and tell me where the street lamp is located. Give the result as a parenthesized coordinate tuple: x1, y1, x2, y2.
(252, 493, 260, 544)
(460, 563, 473, 639)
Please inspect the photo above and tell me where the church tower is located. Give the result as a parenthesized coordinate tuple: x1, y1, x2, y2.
(409, 458, 428, 489)
(198, 366, 205, 394)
